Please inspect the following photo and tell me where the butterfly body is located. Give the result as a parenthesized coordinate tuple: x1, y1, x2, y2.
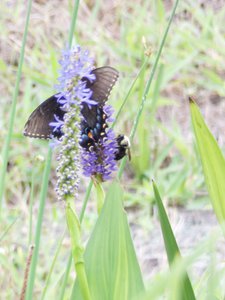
(79, 106, 108, 148)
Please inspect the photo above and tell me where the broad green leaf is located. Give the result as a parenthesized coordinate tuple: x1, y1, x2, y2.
(152, 182, 196, 300)
(190, 98, 225, 223)
(71, 181, 145, 300)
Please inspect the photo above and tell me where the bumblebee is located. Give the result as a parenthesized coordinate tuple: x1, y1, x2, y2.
(114, 134, 131, 161)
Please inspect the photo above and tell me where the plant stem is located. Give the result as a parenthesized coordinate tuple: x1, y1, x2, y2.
(66, 198, 91, 300)
(129, 0, 179, 142)
(68, 0, 80, 47)
(118, 0, 179, 179)
(25, 148, 53, 300)
(0, 0, 33, 213)
(58, 180, 93, 299)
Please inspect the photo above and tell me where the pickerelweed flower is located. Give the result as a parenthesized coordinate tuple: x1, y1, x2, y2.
(50, 45, 119, 199)
(53, 46, 96, 200)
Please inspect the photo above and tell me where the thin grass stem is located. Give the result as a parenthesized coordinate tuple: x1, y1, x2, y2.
(129, 0, 179, 142)
(28, 167, 35, 244)
(79, 180, 93, 223)
(25, 148, 53, 300)
(58, 254, 73, 300)
(118, 0, 179, 178)
(0, 0, 33, 213)
(0, 216, 19, 243)
(41, 229, 66, 300)
(112, 58, 149, 129)
(68, 0, 80, 47)
(20, 245, 35, 300)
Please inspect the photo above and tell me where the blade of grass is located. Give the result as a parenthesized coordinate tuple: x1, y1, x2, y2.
(28, 166, 35, 244)
(118, 0, 179, 179)
(41, 229, 66, 300)
(25, 148, 53, 300)
(0, 0, 33, 212)
(152, 181, 196, 300)
(0, 216, 19, 243)
(58, 252, 73, 300)
(68, 0, 80, 47)
(190, 98, 225, 224)
(79, 180, 93, 223)
(150, 63, 164, 115)
(112, 58, 149, 129)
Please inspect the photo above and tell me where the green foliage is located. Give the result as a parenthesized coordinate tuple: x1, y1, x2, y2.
(153, 181, 196, 300)
(72, 182, 145, 300)
(190, 99, 225, 224)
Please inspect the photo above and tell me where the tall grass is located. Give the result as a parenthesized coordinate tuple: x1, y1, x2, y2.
(0, 0, 32, 211)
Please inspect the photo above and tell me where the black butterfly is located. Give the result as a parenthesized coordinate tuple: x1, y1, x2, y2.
(24, 66, 130, 160)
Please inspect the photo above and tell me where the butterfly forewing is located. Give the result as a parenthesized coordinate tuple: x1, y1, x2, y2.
(23, 66, 119, 139)
(81, 66, 119, 127)
(84, 66, 119, 104)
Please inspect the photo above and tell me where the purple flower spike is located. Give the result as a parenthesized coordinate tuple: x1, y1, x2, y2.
(55, 45, 96, 109)
(49, 114, 64, 132)
(55, 45, 96, 200)
(53, 45, 119, 200)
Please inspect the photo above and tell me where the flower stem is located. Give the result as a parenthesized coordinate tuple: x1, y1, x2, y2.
(93, 177, 105, 214)
(65, 197, 91, 300)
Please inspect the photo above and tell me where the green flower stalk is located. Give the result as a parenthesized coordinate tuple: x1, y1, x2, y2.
(52, 45, 95, 300)
(66, 199, 91, 300)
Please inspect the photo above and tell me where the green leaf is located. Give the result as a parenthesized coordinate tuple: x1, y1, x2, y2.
(71, 181, 145, 300)
(190, 98, 225, 223)
(152, 181, 196, 300)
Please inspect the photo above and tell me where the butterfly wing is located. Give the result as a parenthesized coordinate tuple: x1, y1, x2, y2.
(23, 66, 119, 139)
(23, 95, 64, 139)
(81, 66, 119, 128)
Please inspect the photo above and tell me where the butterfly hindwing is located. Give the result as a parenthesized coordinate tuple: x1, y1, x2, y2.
(24, 66, 119, 139)
(23, 95, 64, 139)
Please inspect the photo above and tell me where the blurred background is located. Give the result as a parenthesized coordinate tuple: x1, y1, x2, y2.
(1, 0, 225, 298)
